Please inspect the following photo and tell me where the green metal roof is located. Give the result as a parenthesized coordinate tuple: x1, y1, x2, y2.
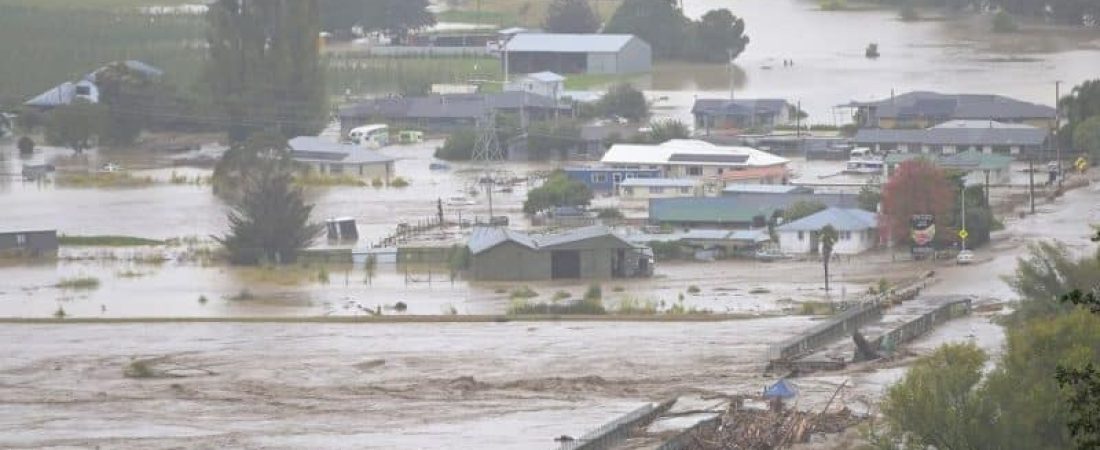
(649, 198, 778, 224)
(939, 150, 1013, 171)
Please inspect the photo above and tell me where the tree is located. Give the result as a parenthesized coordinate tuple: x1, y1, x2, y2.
(1072, 116, 1100, 161)
(597, 83, 649, 121)
(1007, 241, 1100, 322)
(44, 100, 107, 154)
(320, 0, 435, 42)
(646, 119, 690, 143)
(217, 164, 321, 265)
(94, 61, 164, 146)
(1060, 80, 1100, 148)
(605, 0, 687, 59)
(880, 159, 955, 245)
(857, 185, 882, 212)
(212, 131, 295, 202)
(434, 130, 478, 161)
(206, 0, 327, 141)
(876, 343, 991, 450)
(820, 225, 838, 293)
(992, 10, 1019, 33)
(17, 136, 35, 156)
(544, 0, 600, 33)
(783, 200, 827, 222)
(687, 9, 749, 63)
(523, 170, 593, 214)
(528, 121, 582, 160)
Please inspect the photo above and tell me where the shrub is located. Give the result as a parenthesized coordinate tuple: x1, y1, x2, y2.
(992, 10, 1018, 33)
(371, 177, 384, 188)
(56, 276, 100, 290)
(317, 266, 330, 284)
(687, 285, 701, 294)
(124, 359, 156, 378)
(596, 208, 624, 220)
(508, 298, 606, 315)
(617, 297, 658, 314)
(198, 295, 208, 304)
(649, 240, 684, 261)
(394, 301, 408, 312)
(584, 284, 602, 302)
(53, 306, 66, 319)
(749, 287, 771, 294)
(511, 286, 539, 299)
(553, 290, 572, 301)
(389, 177, 410, 188)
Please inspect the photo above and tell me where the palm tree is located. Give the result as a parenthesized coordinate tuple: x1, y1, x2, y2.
(820, 225, 839, 294)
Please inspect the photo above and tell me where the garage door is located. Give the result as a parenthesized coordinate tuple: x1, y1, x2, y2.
(551, 250, 581, 279)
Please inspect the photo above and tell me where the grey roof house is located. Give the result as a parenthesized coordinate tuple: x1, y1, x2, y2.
(854, 120, 1049, 159)
(289, 137, 395, 180)
(504, 33, 652, 75)
(649, 193, 859, 229)
(467, 225, 653, 281)
(338, 91, 570, 135)
(692, 99, 794, 133)
(844, 91, 1055, 130)
(776, 207, 879, 255)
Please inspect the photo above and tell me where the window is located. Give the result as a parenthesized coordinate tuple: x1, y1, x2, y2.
(623, 187, 634, 195)
(613, 173, 623, 183)
(797, 231, 804, 241)
(841, 231, 852, 240)
(75, 85, 91, 96)
(15, 234, 26, 246)
(592, 173, 608, 183)
(680, 187, 691, 194)
(624, 172, 636, 179)
(687, 167, 703, 176)
(649, 187, 664, 194)
(717, 168, 724, 174)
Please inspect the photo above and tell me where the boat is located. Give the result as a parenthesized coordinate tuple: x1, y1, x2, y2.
(843, 148, 885, 175)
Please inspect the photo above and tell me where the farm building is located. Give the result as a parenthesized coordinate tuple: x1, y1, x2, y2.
(504, 71, 565, 100)
(776, 207, 879, 255)
(289, 137, 395, 180)
(0, 230, 59, 257)
(467, 226, 653, 281)
(504, 33, 652, 75)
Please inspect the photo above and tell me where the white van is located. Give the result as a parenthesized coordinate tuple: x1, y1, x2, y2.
(348, 124, 389, 148)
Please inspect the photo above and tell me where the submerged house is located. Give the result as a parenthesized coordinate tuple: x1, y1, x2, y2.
(692, 98, 794, 133)
(289, 136, 395, 180)
(776, 207, 879, 255)
(24, 60, 163, 110)
(467, 225, 653, 281)
(650, 192, 859, 230)
(844, 91, 1055, 130)
(337, 91, 569, 135)
(853, 120, 1049, 159)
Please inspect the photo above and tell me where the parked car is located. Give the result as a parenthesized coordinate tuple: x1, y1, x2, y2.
(956, 250, 975, 265)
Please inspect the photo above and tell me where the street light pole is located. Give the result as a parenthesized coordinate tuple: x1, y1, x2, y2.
(1055, 80, 1062, 189)
(960, 184, 967, 251)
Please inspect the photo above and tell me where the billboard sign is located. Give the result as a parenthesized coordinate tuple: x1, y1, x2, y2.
(910, 214, 935, 255)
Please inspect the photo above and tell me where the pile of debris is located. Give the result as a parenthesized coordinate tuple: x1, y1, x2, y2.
(674, 398, 865, 449)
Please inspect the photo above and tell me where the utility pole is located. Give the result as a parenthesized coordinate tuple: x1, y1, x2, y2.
(960, 184, 967, 251)
(1055, 80, 1063, 189)
(1029, 154, 1036, 214)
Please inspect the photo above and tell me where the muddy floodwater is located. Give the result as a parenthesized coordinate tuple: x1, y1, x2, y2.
(641, 0, 1100, 123)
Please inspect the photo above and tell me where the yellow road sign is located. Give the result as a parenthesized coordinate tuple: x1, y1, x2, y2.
(958, 229, 969, 240)
(1076, 157, 1088, 172)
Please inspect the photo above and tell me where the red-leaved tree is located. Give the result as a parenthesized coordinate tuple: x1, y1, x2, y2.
(880, 159, 955, 245)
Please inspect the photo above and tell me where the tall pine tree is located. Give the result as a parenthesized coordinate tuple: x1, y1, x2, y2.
(206, 0, 326, 141)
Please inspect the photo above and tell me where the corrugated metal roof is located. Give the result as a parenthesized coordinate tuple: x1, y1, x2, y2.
(853, 127, 1047, 146)
(692, 98, 790, 116)
(776, 207, 878, 232)
(467, 225, 631, 254)
(339, 92, 567, 120)
(288, 137, 395, 164)
(506, 33, 638, 53)
(650, 193, 859, 224)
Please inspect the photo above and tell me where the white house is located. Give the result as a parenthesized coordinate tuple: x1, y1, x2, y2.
(600, 139, 790, 183)
(504, 71, 565, 100)
(618, 178, 700, 201)
(776, 207, 879, 255)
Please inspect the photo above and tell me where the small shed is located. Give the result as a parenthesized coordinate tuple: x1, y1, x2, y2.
(289, 136, 395, 180)
(467, 226, 653, 281)
(0, 230, 59, 257)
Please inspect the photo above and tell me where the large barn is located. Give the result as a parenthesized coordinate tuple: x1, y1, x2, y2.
(504, 33, 652, 75)
(467, 226, 653, 281)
